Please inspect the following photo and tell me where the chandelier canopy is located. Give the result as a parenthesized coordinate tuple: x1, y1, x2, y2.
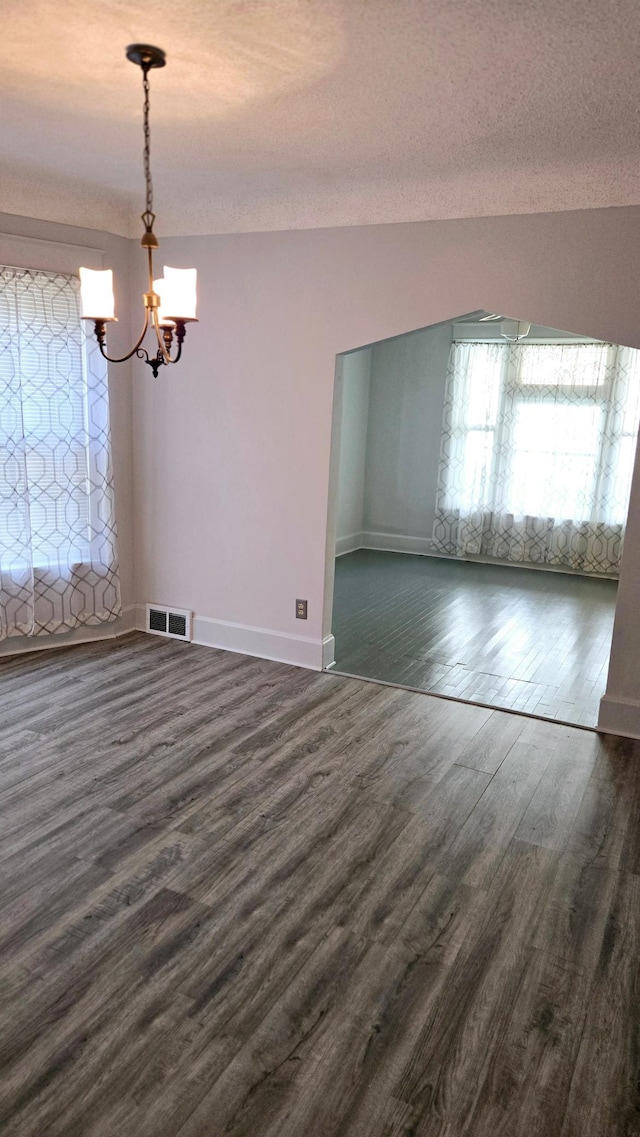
(80, 44, 197, 378)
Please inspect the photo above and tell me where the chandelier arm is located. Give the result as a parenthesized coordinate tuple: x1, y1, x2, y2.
(167, 322, 187, 364)
(166, 331, 185, 365)
(150, 307, 173, 363)
(154, 316, 188, 365)
(149, 308, 188, 366)
(93, 308, 151, 364)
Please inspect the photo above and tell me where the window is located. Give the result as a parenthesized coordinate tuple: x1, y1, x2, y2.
(0, 265, 120, 640)
(0, 267, 94, 567)
(505, 343, 613, 522)
(432, 339, 640, 575)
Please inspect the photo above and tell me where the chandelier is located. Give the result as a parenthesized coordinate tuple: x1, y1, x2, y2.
(79, 45, 197, 378)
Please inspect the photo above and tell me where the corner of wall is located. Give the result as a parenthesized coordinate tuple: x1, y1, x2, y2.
(336, 532, 363, 556)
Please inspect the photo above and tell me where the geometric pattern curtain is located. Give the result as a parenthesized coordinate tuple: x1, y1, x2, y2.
(0, 265, 121, 641)
(432, 340, 640, 576)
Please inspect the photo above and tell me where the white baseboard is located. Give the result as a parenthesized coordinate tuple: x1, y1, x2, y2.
(190, 614, 325, 670)
(361, 531, 434, 556)
(135, 605, 325, 670)
(597, 694, 640, 740)
(336, 532, 363, 556)
(0, 604, 137, 658)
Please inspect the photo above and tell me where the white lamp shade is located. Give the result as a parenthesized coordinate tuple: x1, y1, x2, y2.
(158, 266, 198, 321)
(79, 267, 115, 320)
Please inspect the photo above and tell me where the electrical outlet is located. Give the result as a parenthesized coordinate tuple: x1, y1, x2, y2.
(296, 599, 308, 619)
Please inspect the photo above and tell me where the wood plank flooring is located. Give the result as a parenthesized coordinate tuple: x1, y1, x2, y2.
(1, 632, 639, 1135)
(331, 550, 618, 727)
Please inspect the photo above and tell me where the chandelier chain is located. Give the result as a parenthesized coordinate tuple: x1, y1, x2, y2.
(142, 68, 153, 219)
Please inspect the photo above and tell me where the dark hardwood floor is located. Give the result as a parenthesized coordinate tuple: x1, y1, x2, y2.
(331, 550, 618, 728)
(1, 632, 639, 1135)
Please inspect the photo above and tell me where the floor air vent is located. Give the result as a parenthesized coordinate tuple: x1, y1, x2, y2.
(146, 604, 192, 642)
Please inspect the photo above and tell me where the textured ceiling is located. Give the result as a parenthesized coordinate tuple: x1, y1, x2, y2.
(2, 0, 640, 237)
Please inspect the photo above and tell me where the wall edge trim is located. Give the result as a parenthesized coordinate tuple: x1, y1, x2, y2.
(598, 694, 640, 740)
(322, 633, 336, 669)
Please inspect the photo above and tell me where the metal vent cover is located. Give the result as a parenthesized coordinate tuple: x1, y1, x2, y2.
(146, 604, 192, 642)
(168, 612, 187, 637)
(148, 607, 167, 633)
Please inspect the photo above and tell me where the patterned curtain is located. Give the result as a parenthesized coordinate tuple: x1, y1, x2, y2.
(431, 340, 640, 576)
(0, 266, 121, 640)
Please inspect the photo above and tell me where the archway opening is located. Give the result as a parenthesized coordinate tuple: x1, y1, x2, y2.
(324, 310, 640, 729)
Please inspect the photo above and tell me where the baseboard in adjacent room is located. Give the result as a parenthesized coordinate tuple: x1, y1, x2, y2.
(336, 532, 363, 556)
(361, 531, 434, 556)
(597, 694, 640, 740)
(338, 533, 618, 580)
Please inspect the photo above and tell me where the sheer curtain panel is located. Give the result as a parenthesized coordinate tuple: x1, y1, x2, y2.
(0, 266, 121, 641)
(431, 340, 640, 575)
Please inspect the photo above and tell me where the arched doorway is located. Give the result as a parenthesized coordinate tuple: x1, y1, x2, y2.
(323, 310, 640, 730)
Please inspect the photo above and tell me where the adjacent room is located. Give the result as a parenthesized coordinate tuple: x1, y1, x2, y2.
(330, 313, 640, 727)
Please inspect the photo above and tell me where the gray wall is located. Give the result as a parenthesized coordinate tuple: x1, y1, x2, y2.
(363, 321, 453, 544)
